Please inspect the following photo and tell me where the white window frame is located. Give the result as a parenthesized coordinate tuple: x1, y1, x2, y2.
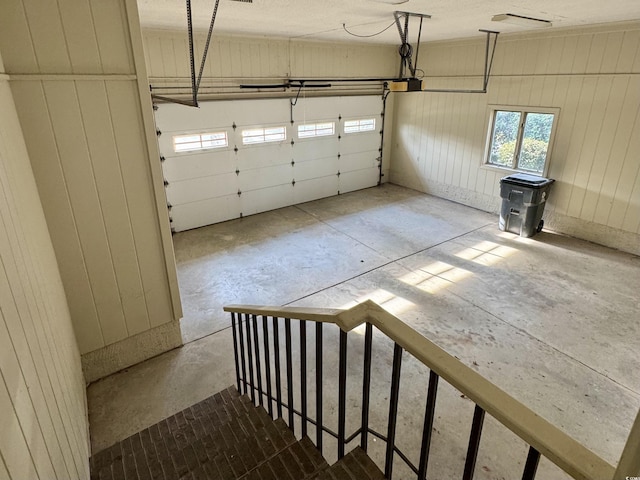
(172, 131, 229, 154)
(241, 125, 287, 146)
(297, 121, 336, 139)
(344, 118, 377, 134)
(482, 105, 559, 177)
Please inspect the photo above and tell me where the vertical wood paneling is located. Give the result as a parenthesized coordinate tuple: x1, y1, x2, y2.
(43, 81, 128, 345)
(9, 82, 104, 353)
(106, 82, 174, 329)
(89, 0, 134, 74)
(21, 0, 72, 73)
(3, 0, 181, 364)
(142, 29, 398, 82)
(57, 0, 102, 73)
(390, 23, 640, 248)
(0, 0, 39, 73)
(75, 81, 150, 336)
(0, 56, 89, 479)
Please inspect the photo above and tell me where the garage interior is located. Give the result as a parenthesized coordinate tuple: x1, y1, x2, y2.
(0, 1, 639, 480)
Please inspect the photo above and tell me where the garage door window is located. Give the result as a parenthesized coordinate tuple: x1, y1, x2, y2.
(297, 122, 335, 139)
(173, 132, 228, 153)
(242, 126, 287, 145)
(344, 118, 376, 134)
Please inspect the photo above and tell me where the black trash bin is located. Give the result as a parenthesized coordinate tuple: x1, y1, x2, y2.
(499, 173, 554, 238)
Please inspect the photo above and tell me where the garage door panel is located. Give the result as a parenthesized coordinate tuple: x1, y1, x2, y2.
(294, 156, 338, 181)
(240, 184, 294, 216)
(339, 133, 380, 155)
(294, 176, 338, 204)
(166, 172, 238, 206)
(171, 194, 240, 232)
(236, 144, 291, 170)
(339, 168, 380, 194)
(238, 163, 293, 191)
(340, 152, 379, 173)
(157, 95, 382, 231)
(162, 151, 235, 182)
(293, 138, 338, 161)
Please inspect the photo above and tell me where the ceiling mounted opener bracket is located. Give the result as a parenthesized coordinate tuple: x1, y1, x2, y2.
(393, 11, 431, 79)
(185, 0, 220, 107)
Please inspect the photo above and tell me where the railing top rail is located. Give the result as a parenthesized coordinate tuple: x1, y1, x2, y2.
(223, 301, 616, 480)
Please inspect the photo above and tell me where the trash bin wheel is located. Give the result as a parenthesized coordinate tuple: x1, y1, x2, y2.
(537, 220, 544, 233)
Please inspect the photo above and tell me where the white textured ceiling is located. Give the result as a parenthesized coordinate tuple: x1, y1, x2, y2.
(137, 0, 640, 43)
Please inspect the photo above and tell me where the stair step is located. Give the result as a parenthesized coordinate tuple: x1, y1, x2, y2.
(89, 386, 385, 480)
(312, 447, 386, 480)
(178, 418, 297, 479)
(237, 436, 329, 480)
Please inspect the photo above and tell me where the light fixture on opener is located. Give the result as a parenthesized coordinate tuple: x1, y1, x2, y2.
(491, 13, 552, 28)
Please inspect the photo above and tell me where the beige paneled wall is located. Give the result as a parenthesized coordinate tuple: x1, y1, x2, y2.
(142, 29, 398, 96)
(390, 22, 640, 254)
(0, 52, 89, 480)
(0, 0, 182, 381)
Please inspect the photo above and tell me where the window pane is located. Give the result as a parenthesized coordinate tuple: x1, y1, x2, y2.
(344, 118, 376, 133)
(517, 113, 554, 173)
(489, 111, 521, 167)
(173, 132, 227, 152)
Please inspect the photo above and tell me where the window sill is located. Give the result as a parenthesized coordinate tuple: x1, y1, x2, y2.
(480, 163, 546, 178)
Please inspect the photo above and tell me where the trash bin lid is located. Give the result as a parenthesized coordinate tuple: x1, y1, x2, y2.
(500, 173, 554, 188)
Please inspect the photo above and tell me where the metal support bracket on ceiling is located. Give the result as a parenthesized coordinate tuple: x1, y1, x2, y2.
(393, 11, 431, 79)
(421, 29, 500, 93)
(151, 0, 220, 107)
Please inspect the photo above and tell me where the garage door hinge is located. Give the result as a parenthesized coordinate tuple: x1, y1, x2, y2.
(292, 179, 296, 186)
(237, 190, 242, 196)
(291, 139, 295, 146)
(338, 135, 341, 140)
(338, 114, 342, 121)
(153, 104, 158, 111)
(291, 160, 295, 166)
(337, 153, 341, 159)
(160, 156, 166, 162)
(156, 129, 162, 136)
(232, 122, 237, 130)
(236, 169, 240, 175)
(337, 171, 341, 177)
(234, 146, 238, 153)
(163, 179, 169, 186)
(167, 203, 172, 210)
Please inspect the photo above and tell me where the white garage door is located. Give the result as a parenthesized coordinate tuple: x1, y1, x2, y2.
(155, 95, 382, 232)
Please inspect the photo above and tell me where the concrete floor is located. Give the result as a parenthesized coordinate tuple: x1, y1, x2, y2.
(88, 184, 640, 479)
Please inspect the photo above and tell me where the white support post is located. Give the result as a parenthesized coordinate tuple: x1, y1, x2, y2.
(614, 408, 640, 480)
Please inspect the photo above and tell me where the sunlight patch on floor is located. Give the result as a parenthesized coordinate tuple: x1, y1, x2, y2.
(454, 241, 518, 266)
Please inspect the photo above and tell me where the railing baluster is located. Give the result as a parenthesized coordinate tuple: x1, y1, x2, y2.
(272, 317, 283, 419)
(244, 313, 255, 404)
(285, 318, 295, 431)
(316, 322, 323, 454)
(237, 312, 248, 396)
(230, 313, 241, 393)
(463, 405, 486, 480)
(385, 343, 403, 479)
(262, 315, 273, 418)
(361, 323, 373, 452)
(338, 329, 348, 459)
(521, 446, 541, 480)
(300, 320, 308, 438)
(418, 370, 439, 479)
(252, 314, 263, 407)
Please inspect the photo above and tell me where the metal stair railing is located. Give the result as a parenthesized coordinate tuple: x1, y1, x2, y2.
(224, 300, 638, 480)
